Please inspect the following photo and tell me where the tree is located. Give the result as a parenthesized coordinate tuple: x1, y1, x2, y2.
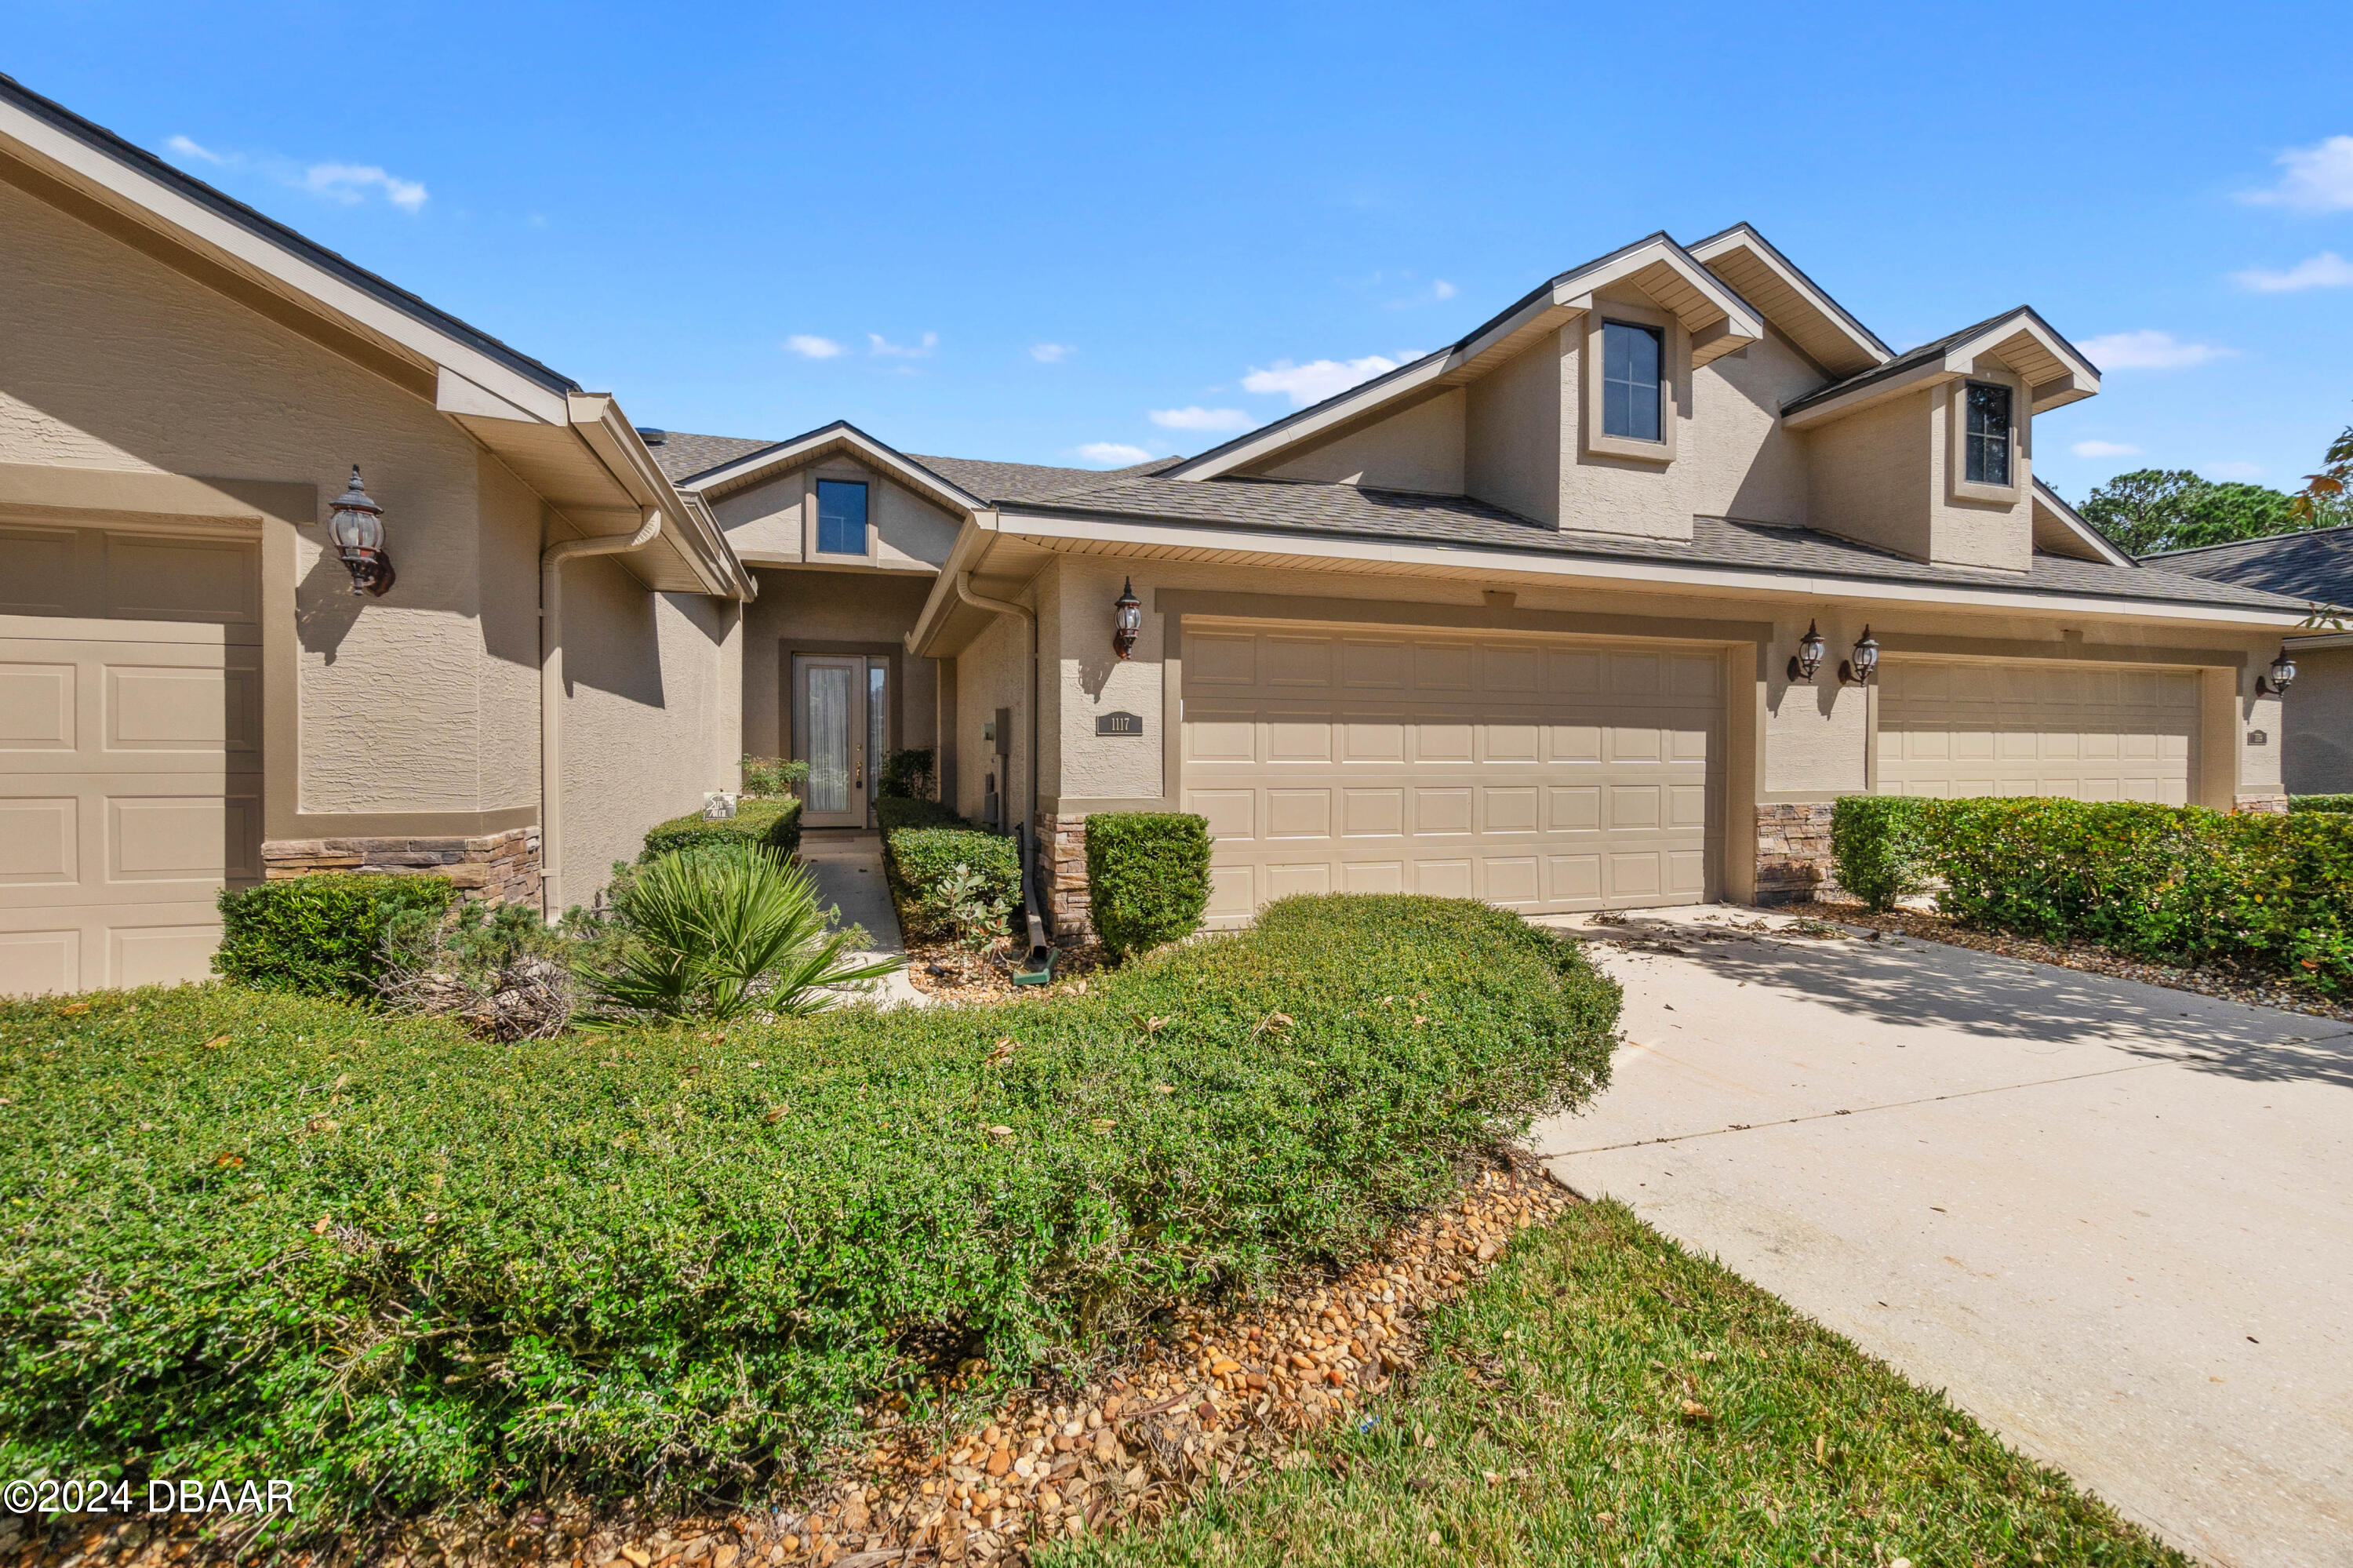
(2079, 467, 2322, 555)
(2292, 419, 2353, 526)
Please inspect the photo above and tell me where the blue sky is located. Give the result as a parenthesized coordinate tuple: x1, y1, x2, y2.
(10, 1, 2352, 502)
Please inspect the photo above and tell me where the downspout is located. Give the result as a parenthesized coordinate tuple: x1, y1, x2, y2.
(953, 570, 1049, 961)
(540, 508, 664, 919)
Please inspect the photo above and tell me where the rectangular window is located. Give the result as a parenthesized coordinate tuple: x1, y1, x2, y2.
(1964, 382, 2013, 486)
(1602, 322, 1664, 442)
(816, 479, 869, 555)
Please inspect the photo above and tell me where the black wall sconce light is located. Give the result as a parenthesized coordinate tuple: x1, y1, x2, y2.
(1111, 577, 1142, 659)
(1787, 620, 1827, 682)
(2258, 646, 2297, 696)
(327, 466, 395, 597)
(1839, 626, 1880, 686)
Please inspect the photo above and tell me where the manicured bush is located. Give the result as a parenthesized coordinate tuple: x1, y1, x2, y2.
(1829, 795, 1934, 911)
(1921, 797, 2353, 991)
(641, 795, 802, 861)
(876, 795, 961, 833)
(1086, 811, 1213, 959)
(878, 748, 936, 800)
(2291, 793, 2353, 815)
(1, 893, 1619, 1526)
(886, 824, 1020, 942)
(213, 874, 457, 999)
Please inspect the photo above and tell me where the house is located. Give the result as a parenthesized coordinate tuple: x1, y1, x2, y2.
(0, 74, 2320, 995)
(2148, 526, 2353, 793)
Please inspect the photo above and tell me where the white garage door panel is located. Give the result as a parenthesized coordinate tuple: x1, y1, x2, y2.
(1184, 625, 1721, 924)
(1878, 658, 2198, 802)
(0, 529, 263, 995)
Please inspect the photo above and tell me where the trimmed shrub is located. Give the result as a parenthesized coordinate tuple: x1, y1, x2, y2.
(641, 796, 802, 861)
(1829, 795, 1934, 911)
(885, 823, 1020, 942)
(1922, 797, 2353, 991)
(1086, 811, 1213, 959)
(2291, 794, 2353, 815)
(740, 755, 809, 797)
(876, 795, 961, 834)
(2, 893, 1618, 1526)
(878, 748, 936, 800)
(213, 874, 457, 999)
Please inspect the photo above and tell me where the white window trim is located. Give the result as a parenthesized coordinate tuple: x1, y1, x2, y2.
(1581, 297, 1681, 465)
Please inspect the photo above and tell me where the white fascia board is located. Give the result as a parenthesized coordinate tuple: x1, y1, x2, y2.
(990, 509, 2312, 630)
(0, 98, 573, 425)
(569, 394, 753, 598)
(681, 422, 985, 515)
(1951, 313, 2101, 391)
(1551, 236, 1765, 341)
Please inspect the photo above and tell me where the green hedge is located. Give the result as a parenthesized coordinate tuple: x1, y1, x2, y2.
(1086, 812, 1213, 960)
(882, 809, 1020, 942)
(1831, 794, 2353, 991)
(875, 795, 962, 834)
(213, 875, 457, 999)
(1, 893, 1619, 1525)
(640, 796, 802, 861)
(1829, 795, 1934, 911)
(2291, 794, 2353, 815)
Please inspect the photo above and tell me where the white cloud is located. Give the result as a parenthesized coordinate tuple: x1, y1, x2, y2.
(2070, 440, 2142, 459)
(304, 162, 427, 212)
(2233, 251, 2353, 293)
(868, 332, 938, 358)
(2078, 329, 2234, 371)
(1432, 279, 1458, 300)
(2238, 134, 2353, 213)
(1241, 353, 1415, 407)
(2201, 460, 2264, 481)
(1030, 343, 1071, 363)
(1075, 442, 1155, 466)
(784, 335, 844, 359)
(167, 134, 224, 164)
(1148, 406, 1252, 432)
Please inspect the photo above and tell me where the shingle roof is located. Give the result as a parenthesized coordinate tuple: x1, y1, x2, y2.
(642, 430, 773, 482)
(2147, 526, 2353, 612)
(998, 474, 2315, 613)
(646, 428, 1175, 497)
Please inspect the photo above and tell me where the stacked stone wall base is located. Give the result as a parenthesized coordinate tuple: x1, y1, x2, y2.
(260, 825, 541, 908)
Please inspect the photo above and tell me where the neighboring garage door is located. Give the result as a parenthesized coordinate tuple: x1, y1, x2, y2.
(1181, 622, 1722, 925)
(1877, 657, 2198, 802)
(0, 525, 263, 995)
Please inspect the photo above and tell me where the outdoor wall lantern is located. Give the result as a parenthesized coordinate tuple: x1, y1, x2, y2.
(1111, 577, 1142, 659)
(1839, 626, 1880, 686)
(1787, 620, 1827, 682)
(327, 466, 396, 597)
(2258, 646, 2297, 697)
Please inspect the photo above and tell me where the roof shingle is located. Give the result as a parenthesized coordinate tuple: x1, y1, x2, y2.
(2148, 526, 2353, 612)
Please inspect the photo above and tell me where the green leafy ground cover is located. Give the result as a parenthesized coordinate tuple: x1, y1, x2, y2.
(1, 894, 1615, 1530)
(1053, 1202, 2184, 1568)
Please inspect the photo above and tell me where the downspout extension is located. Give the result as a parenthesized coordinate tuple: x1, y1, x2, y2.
(540, 508, 664, 919)
(953, 570, 1049, 959)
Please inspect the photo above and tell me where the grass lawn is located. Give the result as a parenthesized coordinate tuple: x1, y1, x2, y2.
(1048, 1201, 2184, 1568)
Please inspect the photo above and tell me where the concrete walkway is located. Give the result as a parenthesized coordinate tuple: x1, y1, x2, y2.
(1529, 908, 2353, 1568)
(797, 828, 926, 1009)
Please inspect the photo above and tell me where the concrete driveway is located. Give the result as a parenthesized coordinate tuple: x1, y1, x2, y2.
(1529, 908, 2353, 1568)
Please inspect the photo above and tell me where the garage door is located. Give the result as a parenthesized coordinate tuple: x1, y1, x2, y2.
(1181, 623, 1722, 925)
(1, 525, 263, 995)
(1877, 658, 2198, 802)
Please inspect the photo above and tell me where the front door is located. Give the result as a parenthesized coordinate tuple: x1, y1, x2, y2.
(794, 655, 889, 828)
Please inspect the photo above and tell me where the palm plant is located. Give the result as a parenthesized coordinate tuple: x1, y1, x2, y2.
(583, 844, 900, 1020)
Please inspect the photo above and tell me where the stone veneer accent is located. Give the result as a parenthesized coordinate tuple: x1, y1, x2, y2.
(1754, 802, 1838, 905)
(2233, 792, 2289, 815)
(1035, 813, 1091, 937)
(260, 826, 542, 908)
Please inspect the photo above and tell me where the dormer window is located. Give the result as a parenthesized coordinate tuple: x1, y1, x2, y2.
(1602, 322, 1665, 442)
(1964, 381, 2013, 486)
(816, 479, 869, 556)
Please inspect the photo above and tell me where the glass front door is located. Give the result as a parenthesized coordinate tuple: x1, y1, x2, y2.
(794, 655, 886, 828)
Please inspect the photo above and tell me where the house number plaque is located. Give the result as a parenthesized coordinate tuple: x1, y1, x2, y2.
(1095, 711, 1144, 737)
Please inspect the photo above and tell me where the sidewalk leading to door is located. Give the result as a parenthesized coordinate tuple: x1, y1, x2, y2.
(798, 828, 926, 1009)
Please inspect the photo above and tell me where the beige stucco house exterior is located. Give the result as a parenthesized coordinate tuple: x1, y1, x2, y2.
(0, 74, 2321, 992)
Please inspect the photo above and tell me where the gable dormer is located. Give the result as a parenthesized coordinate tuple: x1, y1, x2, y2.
(1169, 235, 1764, 542)
(674, 420, 972, 572)
(1782, 307, 2100, 571)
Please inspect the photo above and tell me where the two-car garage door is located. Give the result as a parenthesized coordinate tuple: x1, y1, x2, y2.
(1181, 623, 1722, 924)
